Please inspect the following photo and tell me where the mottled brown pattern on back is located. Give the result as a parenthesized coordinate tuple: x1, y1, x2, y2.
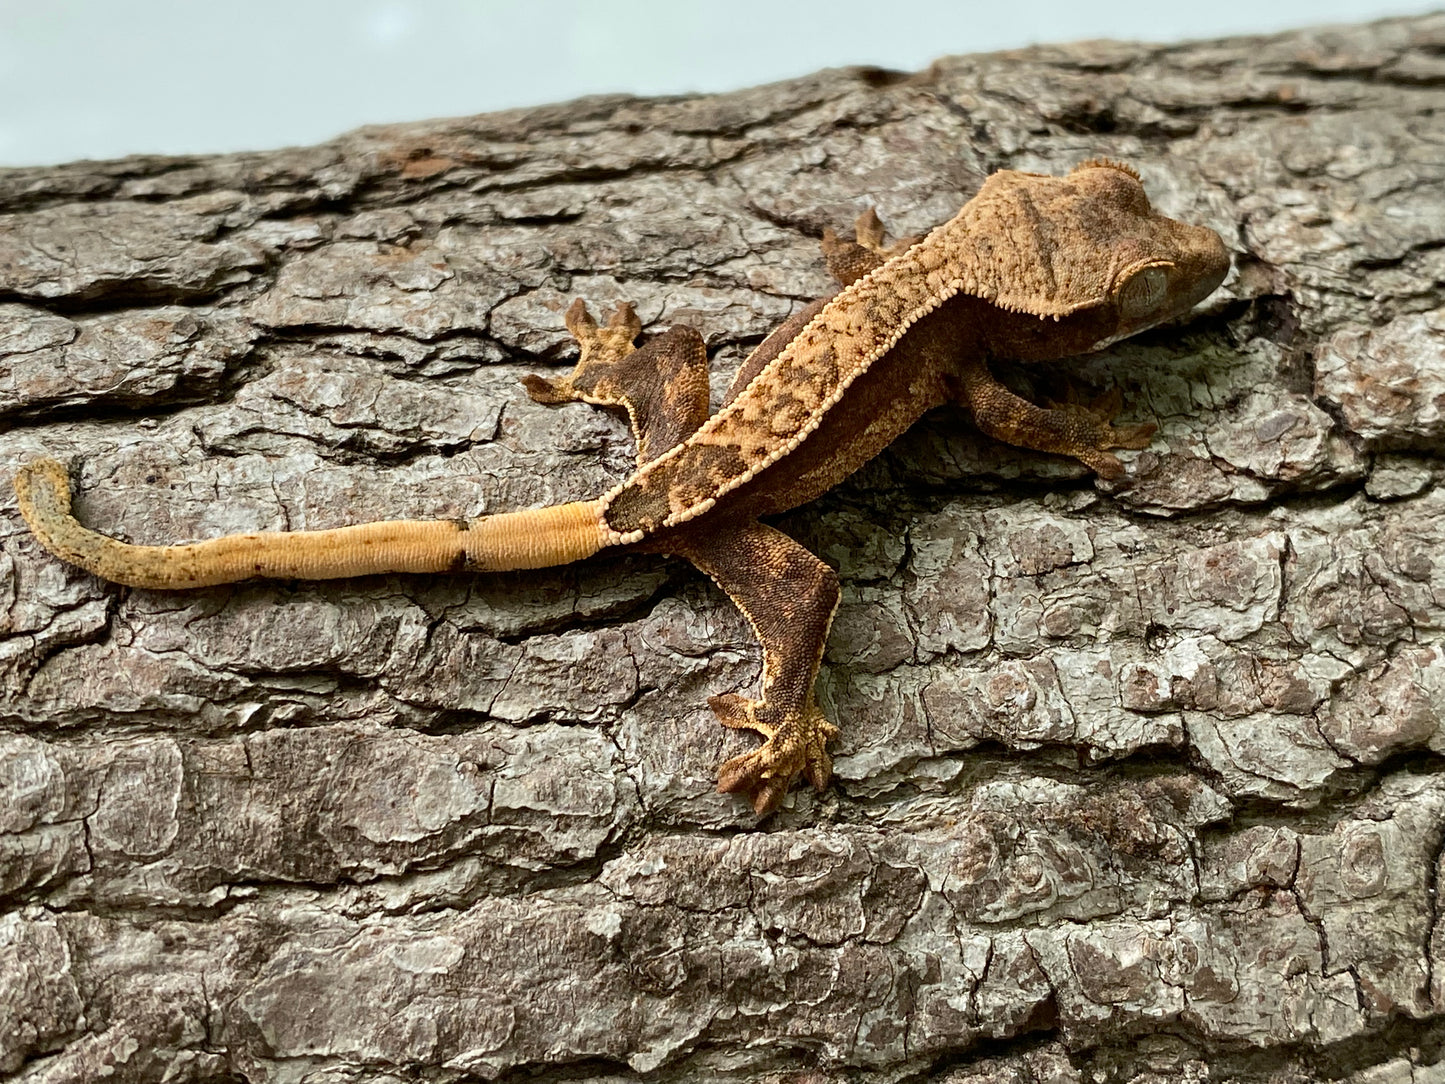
(15, 162, 1233, 816)
(602, 238, 962, 533)
(601, 166, 1231, 538)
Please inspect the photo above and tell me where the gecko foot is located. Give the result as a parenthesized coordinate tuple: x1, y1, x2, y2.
(523, 296, 710, 466)
(1046, 387, 1157, 480)
(853, 207, 888, 252)
(1078, 387, 1157, 450)
(520, 298, 641, 404)
(565, 297, 641, 359)
(821, 208, 923, 287)
(710, 694, 840, 815)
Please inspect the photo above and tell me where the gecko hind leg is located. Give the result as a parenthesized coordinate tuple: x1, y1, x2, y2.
(956, 356, 1156, 480)
(522, 299, 710, 466)
(675, 520, 842, 816)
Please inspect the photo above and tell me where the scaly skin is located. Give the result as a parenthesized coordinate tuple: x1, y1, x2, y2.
(14, 161, 1230, 816)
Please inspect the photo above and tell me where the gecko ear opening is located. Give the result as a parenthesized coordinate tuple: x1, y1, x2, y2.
(1114, 260, 1174, 320)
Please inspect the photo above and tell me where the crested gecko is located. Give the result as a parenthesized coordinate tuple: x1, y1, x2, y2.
(16, 160, 1230, 814)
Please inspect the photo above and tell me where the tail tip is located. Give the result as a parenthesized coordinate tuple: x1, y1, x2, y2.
(15, 457, 73, 522)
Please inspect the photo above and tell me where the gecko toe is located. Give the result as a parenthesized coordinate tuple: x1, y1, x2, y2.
(1108, 421, 1157, 450)
(519, 373, 569, 404)
(717, 745, 797, 816)
(565, 300, 641, 362)
(714, 705, 838, 815)
(853, 206, 886, 250)
(603, 300, 642, 337)
(1081, 449, 1127, 480)
(708, 693, 777, 738)
(563, 297, 596, 335)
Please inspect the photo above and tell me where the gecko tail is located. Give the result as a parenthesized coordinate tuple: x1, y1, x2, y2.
(13, 458, 610, 590)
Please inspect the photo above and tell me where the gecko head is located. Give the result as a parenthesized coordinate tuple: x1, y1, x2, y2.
(1067, 160, 1231, 349)
(955, 160, 1230, 355)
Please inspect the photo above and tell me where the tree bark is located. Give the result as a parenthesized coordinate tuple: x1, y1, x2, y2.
(3, 13, 1445, 1083)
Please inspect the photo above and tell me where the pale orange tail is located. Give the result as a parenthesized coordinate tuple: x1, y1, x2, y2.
(14, 458, 609, 590)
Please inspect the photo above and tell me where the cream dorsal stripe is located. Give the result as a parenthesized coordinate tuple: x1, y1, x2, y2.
(596, 171, 1114, 537)
(597, 211, 971, 534)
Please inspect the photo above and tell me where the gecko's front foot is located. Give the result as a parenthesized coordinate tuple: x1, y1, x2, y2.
(709, 693, 840, 815)
(1057, 388, 1157, 479)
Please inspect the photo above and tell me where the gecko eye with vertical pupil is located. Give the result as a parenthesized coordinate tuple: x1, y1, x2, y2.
(1116, 264, 1170, 319)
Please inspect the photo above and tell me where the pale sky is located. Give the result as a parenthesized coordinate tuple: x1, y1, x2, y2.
(0, 0, 1438, 167)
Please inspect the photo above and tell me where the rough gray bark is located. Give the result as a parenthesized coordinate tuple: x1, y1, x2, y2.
(2, 12, 1444, 1083)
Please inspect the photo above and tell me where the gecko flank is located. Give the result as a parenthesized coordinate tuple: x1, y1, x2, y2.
(15, 161, 1230, 815)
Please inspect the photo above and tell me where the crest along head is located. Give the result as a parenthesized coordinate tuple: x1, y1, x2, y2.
(948, 162, 1230, 337)
(1073, 157, 1141, 181)
(959, 161, 1231, 359)
(1056, 160, 1231, 348)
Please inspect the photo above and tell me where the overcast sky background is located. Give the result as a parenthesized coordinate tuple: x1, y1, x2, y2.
(1, 0, 1438, 167)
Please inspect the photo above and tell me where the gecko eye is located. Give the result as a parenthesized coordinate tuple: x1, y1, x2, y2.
(1116, 263, 1171, 320)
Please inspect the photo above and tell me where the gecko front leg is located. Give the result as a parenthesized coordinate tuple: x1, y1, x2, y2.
(522, 299, 711, 466)
(672, 520, 841, 815)
(954, 356, 1156, 479)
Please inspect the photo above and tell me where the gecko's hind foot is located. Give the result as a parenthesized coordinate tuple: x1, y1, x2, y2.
(710, 694, 840, 815)
(524, 296, 710, 466)
(564, 297, 641, 358)
(821, 208, 922, 287)
(853, 207, 888, 252)
(521, 299, 642, 404)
